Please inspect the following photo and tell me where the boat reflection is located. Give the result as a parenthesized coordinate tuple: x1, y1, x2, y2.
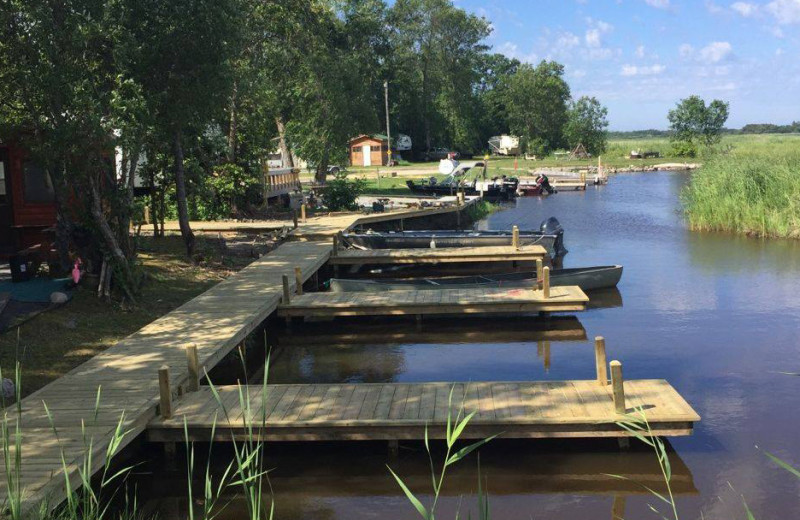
(133, 440, 696, 520)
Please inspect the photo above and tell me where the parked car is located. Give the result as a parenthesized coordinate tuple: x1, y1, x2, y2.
(424, 148, 459, 161)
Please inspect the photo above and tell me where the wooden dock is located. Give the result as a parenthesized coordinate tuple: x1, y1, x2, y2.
(146, 379, 700, 443)
(329, 244, 546, 266)
(278, 286, 588, 319)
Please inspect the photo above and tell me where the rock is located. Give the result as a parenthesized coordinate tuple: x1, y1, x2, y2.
(2, 378, 15, 400)
(50, 291, 69, 304)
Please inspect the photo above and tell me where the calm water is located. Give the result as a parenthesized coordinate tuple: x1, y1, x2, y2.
(134, 171, 800, 519)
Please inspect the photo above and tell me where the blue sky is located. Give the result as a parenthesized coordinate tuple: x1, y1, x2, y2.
(455, 0, 800, 130)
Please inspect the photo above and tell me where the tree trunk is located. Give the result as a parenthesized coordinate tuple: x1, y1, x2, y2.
(315, 145, 330, 184)
(227, 81, 238, 163)
(88, 173, 137, 303)
(49, 160, 73, 273)
(118, 147, 139, 258)
(173, 129, 195, 257)
(149, 170, 159, 237)
(275, 116, 294, 168)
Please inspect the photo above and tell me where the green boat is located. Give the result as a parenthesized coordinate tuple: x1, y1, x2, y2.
(329, 265, 622, 293)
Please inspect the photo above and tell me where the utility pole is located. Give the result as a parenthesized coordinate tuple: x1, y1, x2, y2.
(384, 80, 392, 166)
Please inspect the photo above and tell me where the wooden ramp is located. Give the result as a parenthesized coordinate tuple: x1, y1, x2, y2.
(0, 241, 332, 512)
(552, 180, 587, 191)
(277, 286, 588, 318)
(146, 380, 700, 442)
(329, 244, 546, 265)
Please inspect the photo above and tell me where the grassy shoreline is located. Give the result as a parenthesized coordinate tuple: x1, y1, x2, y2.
(682, 144, 800, 239)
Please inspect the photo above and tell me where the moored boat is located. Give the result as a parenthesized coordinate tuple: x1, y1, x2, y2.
(329, 265, 623, 293)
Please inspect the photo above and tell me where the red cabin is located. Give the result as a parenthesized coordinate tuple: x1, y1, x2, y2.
(0, 142, 57, 257)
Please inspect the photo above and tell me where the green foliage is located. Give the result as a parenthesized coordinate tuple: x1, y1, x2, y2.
(206, 163, 261, 218)
(668, 95, 730, 155)
(564, 96, 609, 156)
(322, 178, 367, 211)
(500, 61, 571, 154)
(682, 144, 800, 238)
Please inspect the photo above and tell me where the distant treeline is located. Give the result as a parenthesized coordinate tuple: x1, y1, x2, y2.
(611, 122, 800, 139)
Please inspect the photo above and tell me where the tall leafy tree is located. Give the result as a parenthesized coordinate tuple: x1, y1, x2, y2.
(564, 96, 609, 156)
(476, 53, 521, 144)
(668, 95, 730, 157)
(121, 0, 244, 256)
(501, 61, 571, 155)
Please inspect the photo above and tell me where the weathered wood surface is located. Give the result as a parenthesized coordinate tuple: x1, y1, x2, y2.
(146, 380, 700, 442)
(278, 286, 588, 318)
(329, 244, 547, 265)
(0, 241, 332, 511)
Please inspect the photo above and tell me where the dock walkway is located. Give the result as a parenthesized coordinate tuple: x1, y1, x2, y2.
(278, 286, 588, 318)
(146, 379, 700, 442)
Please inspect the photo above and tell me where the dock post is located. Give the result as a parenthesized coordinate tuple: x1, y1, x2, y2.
(158, 366, 173, 419)
(294, 266, 303, 295)
(292, 210, 298, 229)
(282, 274, 291, 304)
(536, 259, 543, 290)
(186, 345, 200, 393)
(388, 439, 399, 458)
(611, 495, 626, 520)
(542, 266, 550, 298)
(399, 218, 404, 231)
(610, 360, 626, 414)
(332, 235, 339, 257)
(301, 203, 307, 222)
(543, 340, 551, 372)
(512, 225, 519, 250)
(594, 336, 608, 385)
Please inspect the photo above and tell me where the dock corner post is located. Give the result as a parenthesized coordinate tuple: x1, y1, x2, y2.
(294, 266, 303, 295)
(301, 203, 307, 222)
(536, 259, 544, 290)
(282, 274, 291, 304)
(542, 266, 550, 298)
(292, 210, 298, 229)
(512, 225, 520, 250)
(186, 345, 200, 393)
(158, 365, 173, 419)
(332, 234, 339, 257)
(388, 439, 399, 458)
(594, 336, 608, 385)
(610, 360, 626, 414)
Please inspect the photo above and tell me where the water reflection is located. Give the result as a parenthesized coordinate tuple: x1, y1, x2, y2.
(133, 441, 696, 520)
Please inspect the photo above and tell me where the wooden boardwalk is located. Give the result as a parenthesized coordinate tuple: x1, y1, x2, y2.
(329, 244, 546, 266)
(278, 286, 588, 318)
(0, 241, 332, 512)
(146, 379, 700, 442)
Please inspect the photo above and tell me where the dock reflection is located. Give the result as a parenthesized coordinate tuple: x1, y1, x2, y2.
(134, 440, 696, 520)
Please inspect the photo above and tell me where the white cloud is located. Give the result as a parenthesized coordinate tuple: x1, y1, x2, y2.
(584, 19, 613, 48)
(620, 64, 666, 76)
(556, 32, 580, 49)
(585, 28, 602, 47)
(635, 45, 646, 58)
(699, 41, 732, 62)
(705, 0, 724, 13)
(766, 0, 800, 24)
(731, 2, 759, 16)
(644, 0, 670, 8)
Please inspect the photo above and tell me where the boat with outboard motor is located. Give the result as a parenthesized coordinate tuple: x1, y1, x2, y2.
(342, 217, 567, 259)
(329, 265, 622, 293)
(405, 160, 518, 200)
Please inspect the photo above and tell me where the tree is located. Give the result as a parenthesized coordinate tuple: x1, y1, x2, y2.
(500, 61, 571, 155)
(564, 96, 609, 156)
(668, 95, 730, 157)
(122, 0, 244, 257)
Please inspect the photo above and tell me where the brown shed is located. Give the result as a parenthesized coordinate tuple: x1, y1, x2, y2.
(348, 134, 393, 167)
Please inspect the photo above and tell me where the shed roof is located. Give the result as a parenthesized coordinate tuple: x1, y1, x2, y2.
(349, 134, 389, 143)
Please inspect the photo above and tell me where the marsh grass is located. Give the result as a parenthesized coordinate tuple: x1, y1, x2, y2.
(682, 144, 800, 238)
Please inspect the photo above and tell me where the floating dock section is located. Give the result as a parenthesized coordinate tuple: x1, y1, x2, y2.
(329, 244, 546, 266)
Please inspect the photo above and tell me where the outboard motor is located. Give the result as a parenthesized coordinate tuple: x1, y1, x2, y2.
(539, 217, 568, 258)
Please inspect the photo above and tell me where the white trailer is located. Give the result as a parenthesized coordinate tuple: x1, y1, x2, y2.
(488, 135, 520, 156)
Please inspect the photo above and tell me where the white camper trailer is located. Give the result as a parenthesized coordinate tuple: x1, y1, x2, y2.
(488, 135, 521, 156)
(395, 134, 412, 151)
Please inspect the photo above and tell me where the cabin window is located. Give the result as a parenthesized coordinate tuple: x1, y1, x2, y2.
(22, 161, 55, 203)
(352, 147, 359, 153)
(0, 161, 6, 199)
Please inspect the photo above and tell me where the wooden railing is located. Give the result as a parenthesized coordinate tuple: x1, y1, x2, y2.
(265, 167, 301, 199)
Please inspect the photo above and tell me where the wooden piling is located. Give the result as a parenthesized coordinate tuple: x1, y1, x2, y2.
(332, 235, 339, 257)
(301, 203, 307, 222)
(594, 336, 608, 385)
(512, 225, 520, 250)
(158, 366, 173, 419)
(282, 274, 291, 304)
(186, 345, 200, 393)
(292, 210, 298, 229)
(536, 259, 543, 290)
(610, 361, 625, 414)
(294, 266, 303, 295)
(542, 266, 550, 299)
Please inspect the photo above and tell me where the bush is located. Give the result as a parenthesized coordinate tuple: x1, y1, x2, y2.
(671, 141, 698, 158)
(322, 178, 366, 211)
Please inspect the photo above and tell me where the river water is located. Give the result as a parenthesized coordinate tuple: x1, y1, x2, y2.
(133, 171, 800, 519)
